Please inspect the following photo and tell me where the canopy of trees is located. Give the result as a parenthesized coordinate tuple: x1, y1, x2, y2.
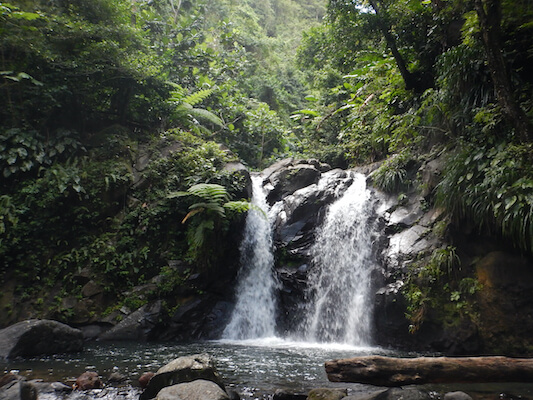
(0, 0, 532, 325)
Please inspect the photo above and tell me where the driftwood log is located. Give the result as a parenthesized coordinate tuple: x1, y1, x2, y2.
(325, 355, 533, 386)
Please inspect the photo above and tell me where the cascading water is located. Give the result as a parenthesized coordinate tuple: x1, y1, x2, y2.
(301, 172, 375, 345)
(222, 174, 278, 339)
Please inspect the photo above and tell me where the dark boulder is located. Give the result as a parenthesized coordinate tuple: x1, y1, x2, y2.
(98, 300, 162, 341)
(272, 389, 307, 400)
(0, 319, 83, 359)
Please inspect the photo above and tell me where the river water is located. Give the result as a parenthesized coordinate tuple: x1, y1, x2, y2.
(1, 339, 387, 398)
(3, 340, 533, 400)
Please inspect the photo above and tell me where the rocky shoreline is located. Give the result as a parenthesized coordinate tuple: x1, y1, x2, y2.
(2, 350, 533, 400)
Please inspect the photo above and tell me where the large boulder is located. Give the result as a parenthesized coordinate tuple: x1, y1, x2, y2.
(156, 380, 229, 400)
(0, 319, 83, 359)
(98, 301, 162, 341)
(140, 354, 225, 400)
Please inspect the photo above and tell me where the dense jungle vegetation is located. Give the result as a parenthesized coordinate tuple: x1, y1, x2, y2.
(0, 0, 532, 328)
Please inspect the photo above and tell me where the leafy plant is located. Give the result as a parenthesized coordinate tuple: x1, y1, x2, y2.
(371, 150, 413, 193)
(168, 183, 257, 265)
(437, 143, 533, 253)
(168, 84, 224, 131)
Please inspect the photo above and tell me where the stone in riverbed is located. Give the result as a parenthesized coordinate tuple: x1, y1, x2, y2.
(443, 392, 473, 400)
(74, 372, 103, 390)
(0, 378, 37, 400)
(139, 372, 155, 389)
(0, 319, 83, 360)
(156, 380, 229, 400)
(272, 388, 307, 400)
(140, 354, 225, 400)
(307, 388, 347, 400)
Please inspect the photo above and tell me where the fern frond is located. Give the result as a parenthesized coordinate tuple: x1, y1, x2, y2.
(190, 201, 226, 218)
(191, 219, 215, 249)
(187, 184, 229, 203)
(183, 88, 215, 106)
(188, 108, 224, 127)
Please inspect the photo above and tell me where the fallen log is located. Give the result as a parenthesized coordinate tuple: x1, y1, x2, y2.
(325, 355, 533, 386)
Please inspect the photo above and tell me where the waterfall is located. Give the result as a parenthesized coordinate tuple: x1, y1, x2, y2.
(301, 172, 375, 345)
(222, 174, 278, 339)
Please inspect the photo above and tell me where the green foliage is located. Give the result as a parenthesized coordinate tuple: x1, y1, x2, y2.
(168, 85, 224, 131)
(371, 150, 413, 193)
(0, 129, 84, 179)
(169, 182, 253, 266)
(437, 143, 533, 252)
(403, 246, 479, 333)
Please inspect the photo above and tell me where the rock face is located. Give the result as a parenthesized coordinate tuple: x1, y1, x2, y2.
(140, 354, 225, 400)
(98, 301, 162, 341)
(0, 319, 83, 359)
(156, 380, 229, 400)
(474, 251, 533, 354)
(370, 154, 533, 355)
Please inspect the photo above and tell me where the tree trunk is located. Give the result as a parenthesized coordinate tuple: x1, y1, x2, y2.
(368, 0, 415, 91)
(473, 0, 533, 142)
(325, 355, 533, 386)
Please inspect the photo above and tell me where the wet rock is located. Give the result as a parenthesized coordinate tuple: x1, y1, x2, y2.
(139, 372, 155, 389)
(374, 282, 411, 348)
(307, 388, 347, 400)
(156, 380, 229, 400)
(272, 389, 307, 400)
(30, 381, 72, 395)
(443, 392, 473, 400)
(0, 374, 18, 389)
(0, 379, 37, 400)
(0, 319, 83, 359)
(266, 164, 321, 204)
(108, 372, 127, 384)
(418, 155, 445, 198)
(74, 372, 103, 390)
(227, 389, 241, 400)
(360, 388, 430, 400)
(341, 389, 388, 400)
(140, 354, 225, 400)
(98, 300, 162, 341)
(79, 324, 108, 340)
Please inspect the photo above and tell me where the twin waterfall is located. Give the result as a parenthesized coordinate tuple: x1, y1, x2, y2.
(223, 172, 376, 346)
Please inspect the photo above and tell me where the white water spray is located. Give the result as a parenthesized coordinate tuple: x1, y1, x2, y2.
(222, 175, 278, 339)
(302, 173, 375, 345)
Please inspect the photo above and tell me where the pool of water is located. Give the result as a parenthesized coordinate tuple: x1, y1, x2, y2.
(2, 339, 533, 400)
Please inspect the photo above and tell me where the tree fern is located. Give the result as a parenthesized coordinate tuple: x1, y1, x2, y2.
(167, 84, 223, 129)
(187, 108, 224, 127)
